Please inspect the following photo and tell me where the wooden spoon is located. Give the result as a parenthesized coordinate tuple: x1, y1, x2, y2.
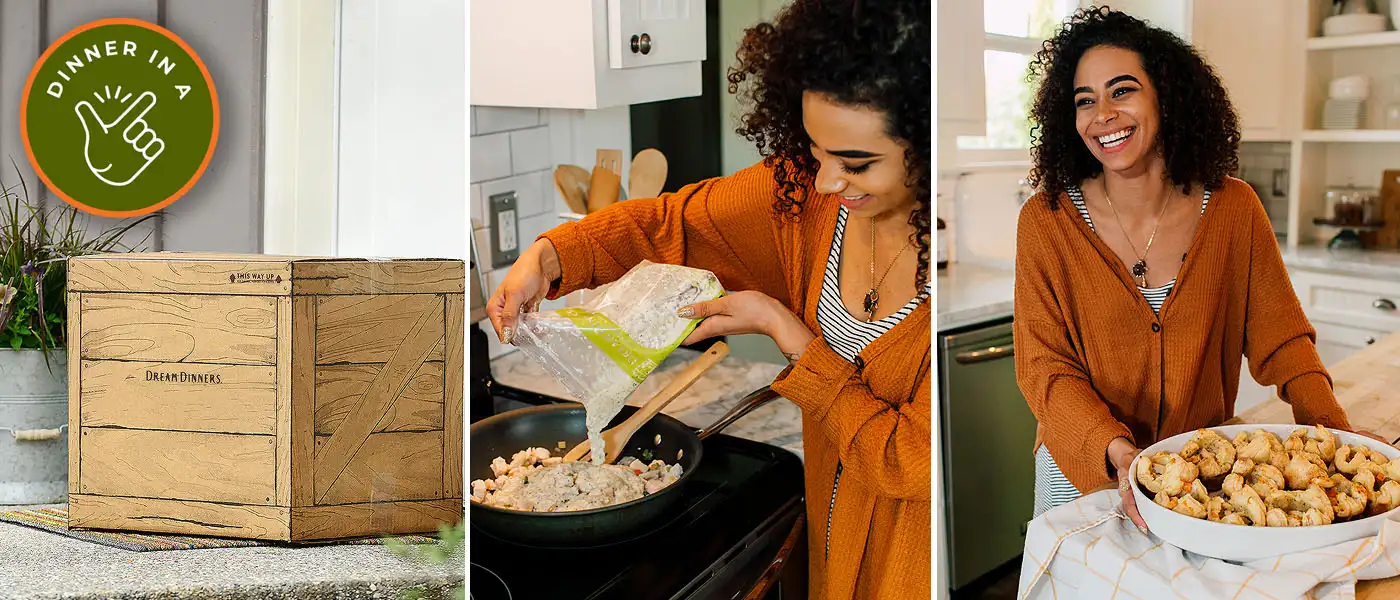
(586, 149, 623, 214)
(553, 165, 590, 214)
(563, 341, 730, 464)
(628, 148, 668, 200)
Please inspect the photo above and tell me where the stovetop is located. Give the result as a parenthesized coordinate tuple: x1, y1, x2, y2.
(469, 383, 807, 600)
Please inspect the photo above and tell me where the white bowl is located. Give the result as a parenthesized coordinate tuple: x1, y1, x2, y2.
(1323, 13, 1389, 37)
(1130, 424, 1400, 563)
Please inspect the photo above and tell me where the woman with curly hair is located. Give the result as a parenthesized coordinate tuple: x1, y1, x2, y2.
(486, 0, 929, 596)
(1014, 7, 1364, 529)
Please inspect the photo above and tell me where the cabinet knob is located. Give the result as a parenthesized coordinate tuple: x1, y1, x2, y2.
(1367, 337, 1377, 345)
(1374, 298, 1397, 311)
(639, 33, 652, 55)
(630, 34, 640, 53)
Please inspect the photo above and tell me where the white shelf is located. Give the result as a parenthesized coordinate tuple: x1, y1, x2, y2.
(1307, 31, 1400, 51)
(1301, 129, 1400, 142)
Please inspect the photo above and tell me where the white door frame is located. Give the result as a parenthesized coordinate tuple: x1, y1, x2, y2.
(262, 0, 339, 256)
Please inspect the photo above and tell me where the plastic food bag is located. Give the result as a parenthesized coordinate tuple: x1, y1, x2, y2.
(514, 261, 725, 464)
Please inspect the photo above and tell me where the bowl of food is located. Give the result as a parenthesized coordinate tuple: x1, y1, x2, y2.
(1130, 424, 1400, 562)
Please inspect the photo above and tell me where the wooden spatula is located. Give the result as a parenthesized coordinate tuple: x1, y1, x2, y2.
(586, 149, 623, 214)
(563, 341, 730, 464)
(553, 165, 590, 214)
(629, 148, 668, 200)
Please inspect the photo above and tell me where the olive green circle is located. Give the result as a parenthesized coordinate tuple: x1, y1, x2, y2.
(25, 22, 216, 214)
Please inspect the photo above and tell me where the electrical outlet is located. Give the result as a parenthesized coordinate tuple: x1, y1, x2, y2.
(489, 191, 520, 269)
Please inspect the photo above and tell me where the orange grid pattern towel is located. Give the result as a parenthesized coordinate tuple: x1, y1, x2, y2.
(1019, 491, 1400, 599)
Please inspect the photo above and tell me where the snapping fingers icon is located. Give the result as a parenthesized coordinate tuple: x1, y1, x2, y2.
(74, 90, 165, 187)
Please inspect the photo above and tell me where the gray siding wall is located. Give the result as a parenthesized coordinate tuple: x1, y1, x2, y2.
(0, 0, 266, 253)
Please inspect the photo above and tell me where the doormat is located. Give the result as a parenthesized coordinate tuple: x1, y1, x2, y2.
(0, 506, 438, 552)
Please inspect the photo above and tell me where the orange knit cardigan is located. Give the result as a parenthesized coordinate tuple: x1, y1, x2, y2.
(1014, 177, 1353, 493)
(539, 160, 932, 600)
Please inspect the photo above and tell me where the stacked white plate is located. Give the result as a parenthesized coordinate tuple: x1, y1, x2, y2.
(1323, 98, 1365, 129)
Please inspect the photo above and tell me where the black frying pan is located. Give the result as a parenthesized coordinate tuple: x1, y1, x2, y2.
(469, 386, 781, 547)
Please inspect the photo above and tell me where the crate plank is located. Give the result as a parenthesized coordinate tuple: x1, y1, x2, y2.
(315, 295, 445, 364)
(312, 307, 444, 503)
(67, 292, 82, 496)
(444, 294, 464, 498)
(69, 494, 292, 540)
(291, 261, 465, 295)
(80, 361, 277, 434)
(315, 363, 444, 435)
(291, 296, 317, 507)
(80, 429, 277, 505)
(80, 294, 278, 364)
(68, 257, 293, 295)
(290, 499, 462, 541)
(276, 296, 294, 506)
(313, 431, 443, 504)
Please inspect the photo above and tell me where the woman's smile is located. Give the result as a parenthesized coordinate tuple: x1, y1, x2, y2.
(839, 193, 875, 210)
(1094, 126, 1135, 152)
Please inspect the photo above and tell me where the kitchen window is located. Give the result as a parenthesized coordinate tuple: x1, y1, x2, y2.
(957, 0, 1080, 161)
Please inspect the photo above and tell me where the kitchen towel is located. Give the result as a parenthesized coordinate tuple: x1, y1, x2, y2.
(1019, 490, 1400, 599)
(0, 506, 437, 552)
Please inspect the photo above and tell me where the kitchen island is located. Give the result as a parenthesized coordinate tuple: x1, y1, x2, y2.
(1229, 327, 1400, 598)
(491, 346, 802, 458)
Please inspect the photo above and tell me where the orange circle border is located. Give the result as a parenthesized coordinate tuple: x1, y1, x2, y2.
(20, 17, 221, 218)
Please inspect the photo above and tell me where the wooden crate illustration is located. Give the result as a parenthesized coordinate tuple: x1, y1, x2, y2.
(64, 252, 465, 541)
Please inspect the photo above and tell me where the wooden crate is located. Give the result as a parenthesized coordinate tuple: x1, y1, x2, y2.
(65, 252, 465, 541)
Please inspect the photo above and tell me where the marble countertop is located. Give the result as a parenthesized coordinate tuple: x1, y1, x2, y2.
(937, 262, 1015, 332)
(491, 347, 803, 460)
(1282, 245, 1400, 282)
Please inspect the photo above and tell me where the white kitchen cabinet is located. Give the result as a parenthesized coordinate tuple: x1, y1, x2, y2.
(471, 0, 706, 110)
(937, 0, 985, 137)
(1189, 1, 1302, 141)
(1291, 267, 1400, 365)
(1103, 1, 1301, 142)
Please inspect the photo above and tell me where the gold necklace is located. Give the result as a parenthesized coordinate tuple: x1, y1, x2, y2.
(863, 218, 910, 322)
(1102, 180, 1170, 287)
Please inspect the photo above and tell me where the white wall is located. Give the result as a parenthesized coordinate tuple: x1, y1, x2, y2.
(335, 0, 467, 261)
(471, 105, 632, 360)
(718, 0, 790, 176)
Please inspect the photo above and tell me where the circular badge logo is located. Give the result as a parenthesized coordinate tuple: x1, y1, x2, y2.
(21, 18, 219, 217)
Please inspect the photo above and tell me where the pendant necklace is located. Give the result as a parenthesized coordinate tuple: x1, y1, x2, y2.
(1102, 180, 1170, 287)
(863, 218, 909, 322)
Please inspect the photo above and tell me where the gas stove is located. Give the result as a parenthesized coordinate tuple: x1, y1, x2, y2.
(469, 380, 807, 600)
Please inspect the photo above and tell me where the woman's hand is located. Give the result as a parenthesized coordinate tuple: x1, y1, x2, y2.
(485, 239, 562, 344)
(1107, 437, 1150, 535)
(677, 291, 815, 361)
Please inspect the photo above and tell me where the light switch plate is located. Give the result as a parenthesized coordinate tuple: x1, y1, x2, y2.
(489, 191, 520, 268)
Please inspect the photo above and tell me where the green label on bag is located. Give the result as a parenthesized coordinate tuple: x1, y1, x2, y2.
(558, 307, 700, 384)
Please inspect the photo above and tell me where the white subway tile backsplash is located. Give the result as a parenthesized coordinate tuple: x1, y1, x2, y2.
(519, 212, 561, 249)
(471, 184, 485, 230)
(510, 127, 553, 174)
(475, 106, 541, 134)
(474, 227, 495, 270)
(480, 172, 548, 220)
(471, 132, 512, 183)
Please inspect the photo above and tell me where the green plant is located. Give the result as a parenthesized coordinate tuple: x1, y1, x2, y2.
(0, 160, 155, 352)
(384, 521, 467, 600)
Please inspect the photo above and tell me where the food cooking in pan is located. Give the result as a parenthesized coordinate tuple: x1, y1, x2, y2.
(470, 446, 684, 512)
(1138, 426, 1400, 527)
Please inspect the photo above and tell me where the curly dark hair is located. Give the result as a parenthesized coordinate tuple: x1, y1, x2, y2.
(726, 0, 931, 289)
(1026, 6, 1240, 210)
